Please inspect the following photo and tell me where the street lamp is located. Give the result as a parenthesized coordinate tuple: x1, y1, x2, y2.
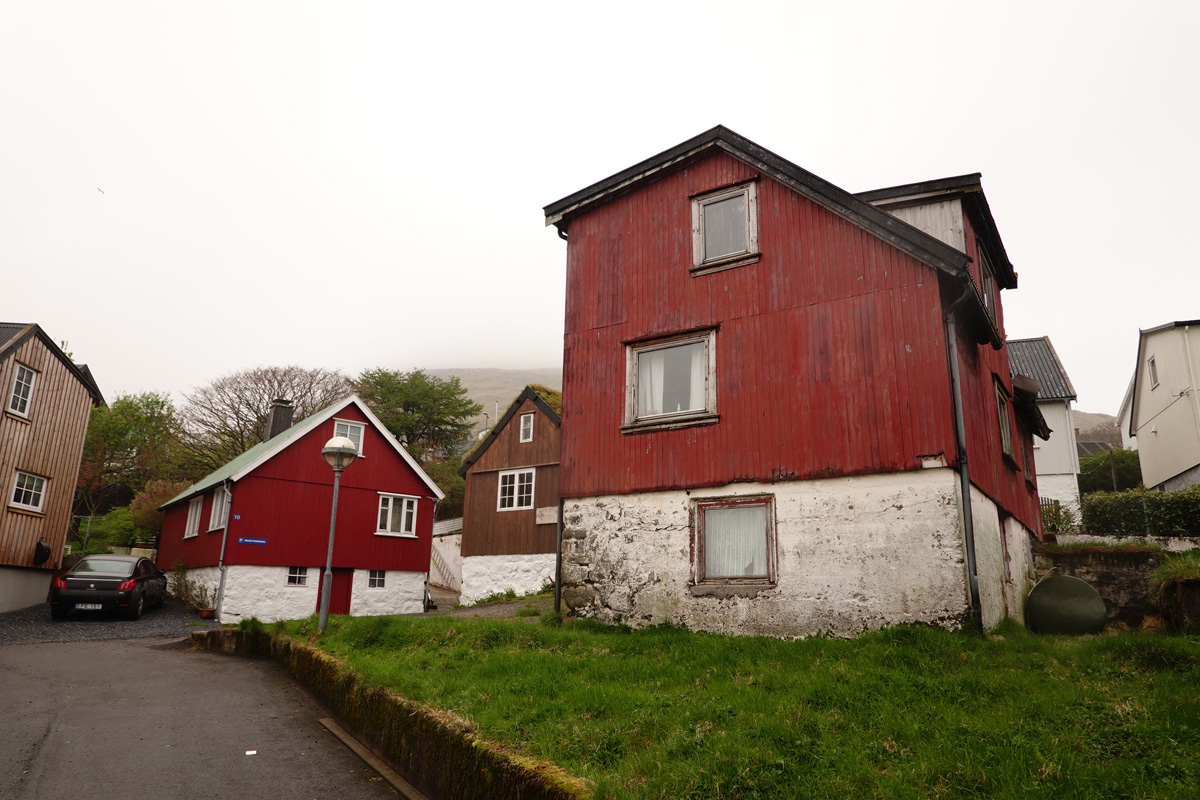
(318, 435, 358, 632)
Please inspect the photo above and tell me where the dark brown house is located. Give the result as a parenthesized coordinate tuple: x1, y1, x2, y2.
(1, 323, 104, 611)
(457, 385, 561, 603)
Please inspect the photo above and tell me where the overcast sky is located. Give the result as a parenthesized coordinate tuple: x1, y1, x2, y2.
(3, 1, 1197, 417)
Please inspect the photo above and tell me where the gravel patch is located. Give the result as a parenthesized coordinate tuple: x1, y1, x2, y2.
(0, 598, 221, 645)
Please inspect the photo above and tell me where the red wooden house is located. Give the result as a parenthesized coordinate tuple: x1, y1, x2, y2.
(157, 395, 443, 623)
(457, 385, 561, 604)
(543, 126, 1048, 637)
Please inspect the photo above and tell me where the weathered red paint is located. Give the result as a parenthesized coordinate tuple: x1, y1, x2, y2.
(559, 149, 1040, 533)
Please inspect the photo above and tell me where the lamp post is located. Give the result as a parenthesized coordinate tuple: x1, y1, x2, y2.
(318, 435, 358, 633)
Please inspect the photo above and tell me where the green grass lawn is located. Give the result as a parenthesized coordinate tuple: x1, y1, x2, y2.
(274, 614, 1200, 799)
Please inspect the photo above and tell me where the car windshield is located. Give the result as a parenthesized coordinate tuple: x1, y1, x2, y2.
(74, 558, 135, 576)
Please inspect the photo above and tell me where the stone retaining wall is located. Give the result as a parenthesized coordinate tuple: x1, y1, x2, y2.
(191, 629, 589, 800)
(1033, 546, 1164, 628)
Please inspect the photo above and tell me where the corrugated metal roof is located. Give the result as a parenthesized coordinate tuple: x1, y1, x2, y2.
(432, 518, 463, 537)
(1007, 337, 1076, 401)
(0, 322, 30, 350)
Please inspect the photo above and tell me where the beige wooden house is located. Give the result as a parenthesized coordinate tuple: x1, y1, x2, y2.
(1128, 320, 1200, 491)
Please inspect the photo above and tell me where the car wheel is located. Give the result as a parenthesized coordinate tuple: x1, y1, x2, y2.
(127, 594, 145, 620)
(50, 606, 69, 620)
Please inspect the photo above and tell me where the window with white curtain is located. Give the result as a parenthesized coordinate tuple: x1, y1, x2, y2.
(694, 496, 775, 584)
(377, 494, 418, 536)
(626, 331, 715, 427)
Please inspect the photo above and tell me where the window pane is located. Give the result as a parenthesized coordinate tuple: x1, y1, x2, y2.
(499, 473, 515, 508)
(378, 497, 390, 530)
(637, 342, 705, 418)
(705, 505, 768, 579)
(404, 500, 415, 533)
(517, 472, 533, 508)
(703, 194, 747, 259)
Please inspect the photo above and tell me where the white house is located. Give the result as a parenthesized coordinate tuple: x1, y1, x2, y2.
(1128, 320, 1200, 491)
(1008, 337, 1081, 514)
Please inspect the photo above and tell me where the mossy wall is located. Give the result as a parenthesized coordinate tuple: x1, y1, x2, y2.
(1033, 547, 1163, 628)
(191, 629, 589, 800)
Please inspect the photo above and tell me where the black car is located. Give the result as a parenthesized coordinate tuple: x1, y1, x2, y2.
(50, 555, 168, 620)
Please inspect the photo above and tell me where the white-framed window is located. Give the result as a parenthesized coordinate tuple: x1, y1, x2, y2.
(693, 495, 776, 584)
(368, 569, 386, 588)
(625, 330, 716, 427)
(10, 470, 47, 512)
(8, 364, 36, 417)
(208, 487, 230, 531)
(995, 380, 1013, 458)
(1149, 356, 1159, 389)
(519, 412, 534, 443)
(333, 419, 365, 456)
(978, 243, 998, 323)
(377, 493, 418, 536)
(692, 182, 758, 271)
(287, 566, 308, 586)
(497, 468, 535, 511)
(184, 496, 203, 539)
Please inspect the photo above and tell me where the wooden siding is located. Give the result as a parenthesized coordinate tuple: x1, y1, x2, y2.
(1132, 326, 1200, 488)
(559, 149, 1041, 533)
(461, 397, 560, 557)
(157, 403, 435, 573)
(0, 336, 94, 570)
(884, 199, 966, 252)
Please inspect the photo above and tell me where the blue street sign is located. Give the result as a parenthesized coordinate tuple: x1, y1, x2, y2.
(238, 537, 267, 545)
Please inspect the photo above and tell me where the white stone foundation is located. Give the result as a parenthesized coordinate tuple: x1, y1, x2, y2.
(349, 569, 425, 617)
(460, 553, 556, 606)
(0, 567, 52, 613)
(561, 469, 1030, 638)
(199, 565, 426, 623)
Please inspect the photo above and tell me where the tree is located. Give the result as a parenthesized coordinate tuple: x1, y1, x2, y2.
(130, 479, 193, 543)
(1078, 447, 1143, 495)
(179, 365, 350, 474)
(354, 368, 482, 462)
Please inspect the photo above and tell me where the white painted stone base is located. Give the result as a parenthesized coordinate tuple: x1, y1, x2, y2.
(561, 469, 1027, 638)
(1037, 473, 1081, 515)
(349, 569, 425, 617)
(967, 486, 1037, 629)
(0, 566, 52, 613)
(460, 553, 556, 606)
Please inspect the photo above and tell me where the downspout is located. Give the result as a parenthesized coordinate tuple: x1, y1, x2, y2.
(425, 497, 440, 612)
(945, 282, 983, 632)
(214, 481, 232, 621)
(554, 497, 564, 614)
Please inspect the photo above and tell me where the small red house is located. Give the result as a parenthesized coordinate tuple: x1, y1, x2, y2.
(457, 385, 561, 603)
(543, 126, 1048, 637)
(157, 395, 443, 623)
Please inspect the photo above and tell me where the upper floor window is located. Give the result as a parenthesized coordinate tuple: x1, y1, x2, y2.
(334, 419, 365, 456)
(693, 495, 776, 585)
(377, 493, 417, 536)
(1149, 356, 1159, 389)
(977, 243, 998, 323)
(519, 413, 534, 443)
(625, 331, 716, 429)
(8, 364, 36, 417)
(184, 497, 202, 539)
(995, 380, 1013, 458)
(208, 487, 230, 531)
(10, 470, 47, 512)
(692, 182, 758, 272)
(498, 468, 535, 511)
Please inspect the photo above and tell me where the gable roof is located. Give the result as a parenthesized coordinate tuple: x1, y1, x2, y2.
(0, 322, 105, 405)
(543, 125, 972, 279)
(162, 394, 444, 509)
(1007, 337, 1076, 401)
(458, 385, 562, 477)
(1127, 320, 1200, 438)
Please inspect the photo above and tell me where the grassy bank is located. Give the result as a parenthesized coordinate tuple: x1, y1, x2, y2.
(274, 614, 1200, 799)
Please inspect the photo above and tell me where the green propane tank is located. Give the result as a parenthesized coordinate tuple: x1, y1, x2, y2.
(1026, 574, 1107, 635)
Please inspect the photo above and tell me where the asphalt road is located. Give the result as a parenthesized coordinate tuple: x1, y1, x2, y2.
(0, 637, 400, 800)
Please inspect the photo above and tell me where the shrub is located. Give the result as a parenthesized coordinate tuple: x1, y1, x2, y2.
(1150, 549, 1200, 601)
(1040, 501, 1078, 534)
(1082, 486, 1200, 537)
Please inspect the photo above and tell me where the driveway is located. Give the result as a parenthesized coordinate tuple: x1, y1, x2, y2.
(0, 597, 220, 645)
(0, 635, 400, 800)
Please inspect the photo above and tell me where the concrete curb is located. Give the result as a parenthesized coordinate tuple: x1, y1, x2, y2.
(191, 628, 590, 800)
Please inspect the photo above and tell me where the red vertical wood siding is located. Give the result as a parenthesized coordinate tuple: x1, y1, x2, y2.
(559, 150, 1040, 533)
(157, 403, 436, 573)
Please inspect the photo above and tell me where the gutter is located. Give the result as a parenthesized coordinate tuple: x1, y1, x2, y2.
(945, 280, 983, 632)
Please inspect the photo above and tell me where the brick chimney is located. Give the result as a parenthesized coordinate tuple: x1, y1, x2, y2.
(264, 399, 294, 441)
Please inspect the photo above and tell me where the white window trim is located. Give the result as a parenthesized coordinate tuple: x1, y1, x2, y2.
(368, 569, 386, 588)
(376, 492, 419, 538)
(995, 380, 1013, 458)
(184, 496, 202, 539)
(497, 468, 536, 512)
(978, 244, 998, 323)
(207, 486, 230, 531)
(333, 418, 366, 457)
(10, 470, 47, 513)
(287, 566, 308, 586)
(8, 363, 36, 418)
(692, 495, 777, 587)
(1149, 356, 1159, 389)
(519, 412, 534, 443)
(691, 181, 759, 273)
(624, 330, 717, 430)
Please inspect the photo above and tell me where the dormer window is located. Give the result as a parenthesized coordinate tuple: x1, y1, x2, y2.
(692, 182, 758, 273)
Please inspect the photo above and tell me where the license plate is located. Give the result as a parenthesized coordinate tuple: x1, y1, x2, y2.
(75, 603, 103, 610)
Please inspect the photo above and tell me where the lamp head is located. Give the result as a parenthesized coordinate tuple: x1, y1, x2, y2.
(321, 436, 358, 471)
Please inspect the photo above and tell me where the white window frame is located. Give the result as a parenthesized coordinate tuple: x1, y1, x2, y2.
(287, 566, 308, 586)
(691, 181, 758, 272)
(333, 419, 365, 457)
(692, 495, 777, 586)
(8, 363, 36, 417)
(624, 330, 717, 429)
(519, 412, 534, 443)
(1149, 356, 1159, 389)
(497, 468, 535, 511)
(208, 486, 230, 531)
(184, 496, 203, 539)
(995, 380, 1013, 458)
(376, 493, 418, 537)
(978, 243, 998, 323)
(10, 470, 47, 513)
(368, 569, 386, 588)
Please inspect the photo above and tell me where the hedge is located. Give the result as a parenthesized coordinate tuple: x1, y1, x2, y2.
(1082, 486, 1200, 537)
